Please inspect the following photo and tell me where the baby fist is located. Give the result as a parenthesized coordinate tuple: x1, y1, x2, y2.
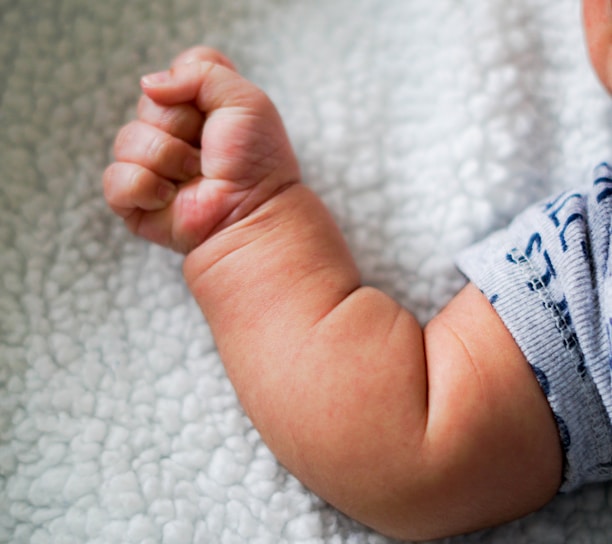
(104, 47, 300, 254)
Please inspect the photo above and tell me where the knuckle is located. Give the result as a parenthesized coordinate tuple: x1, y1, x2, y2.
(113, 121, 137, 157)
(102, 163, 121, 201)
(173, 46, 220, 66)
(144, 131, 169, 163)
(249, 87, 273, 111)
(103, 165, 131, 216)
(102, 165, 114, 203)
(103, 162, 141, 211)
(195, 59, 217, 82)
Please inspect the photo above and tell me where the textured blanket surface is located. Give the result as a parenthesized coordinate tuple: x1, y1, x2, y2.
(1, 0, 612, 542)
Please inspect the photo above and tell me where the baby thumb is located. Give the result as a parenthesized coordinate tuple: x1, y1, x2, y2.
(141, 60, 256, 114)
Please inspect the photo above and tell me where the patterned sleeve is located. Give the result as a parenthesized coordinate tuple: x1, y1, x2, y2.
(456, 163, 612, 492)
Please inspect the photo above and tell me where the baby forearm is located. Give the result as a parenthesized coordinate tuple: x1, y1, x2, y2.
(183, 183, 363, 418)
(183, 183, 361, 355)
(183, 183, 430, 533)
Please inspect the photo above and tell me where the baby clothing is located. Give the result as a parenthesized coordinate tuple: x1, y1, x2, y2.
(457, 162, 612, 492)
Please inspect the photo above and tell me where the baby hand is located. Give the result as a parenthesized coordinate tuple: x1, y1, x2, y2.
(103, 47, 300, 253)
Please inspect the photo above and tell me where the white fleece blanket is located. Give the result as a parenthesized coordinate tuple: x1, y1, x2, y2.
(1, 0, 611, 542)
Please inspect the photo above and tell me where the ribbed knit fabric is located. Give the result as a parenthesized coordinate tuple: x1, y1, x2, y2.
(457, 163, 612, 492)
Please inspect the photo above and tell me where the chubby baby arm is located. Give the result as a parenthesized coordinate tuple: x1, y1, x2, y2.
(104, 48, 562, 541)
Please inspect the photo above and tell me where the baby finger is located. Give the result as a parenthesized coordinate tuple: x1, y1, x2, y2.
(103, 162, 177, 218)
(171, 46, 237, 72)
(114, 120, 202, 183)
(137, 95, 203, 147)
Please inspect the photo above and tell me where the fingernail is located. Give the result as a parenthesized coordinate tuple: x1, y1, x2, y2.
(157, 181, 177, 204)
(182, 56, 200, 65)
(141, 70, 171, 87)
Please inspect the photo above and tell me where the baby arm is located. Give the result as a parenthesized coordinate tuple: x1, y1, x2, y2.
(104, 48, 562, 541)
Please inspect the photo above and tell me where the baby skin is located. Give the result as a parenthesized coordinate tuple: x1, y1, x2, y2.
(103, 2, 612, 539)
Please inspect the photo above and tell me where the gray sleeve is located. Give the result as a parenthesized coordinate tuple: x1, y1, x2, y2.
(456, 163, 612, 492)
